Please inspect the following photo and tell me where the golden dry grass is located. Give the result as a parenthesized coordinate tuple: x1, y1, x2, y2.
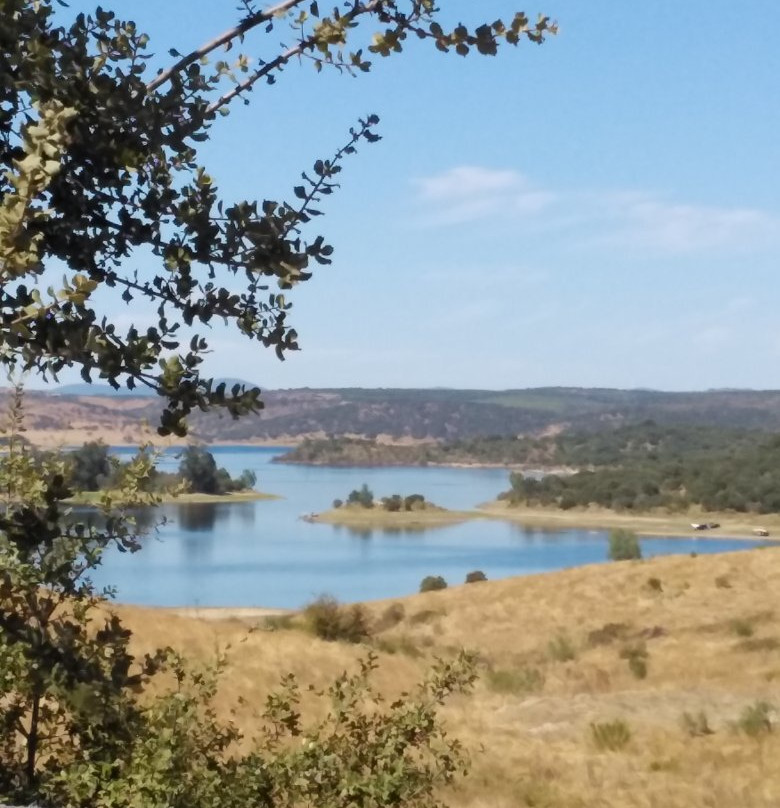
(116, 547, 780, 808)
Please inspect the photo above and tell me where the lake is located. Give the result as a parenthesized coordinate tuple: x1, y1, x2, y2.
(89, 446, 766, 608)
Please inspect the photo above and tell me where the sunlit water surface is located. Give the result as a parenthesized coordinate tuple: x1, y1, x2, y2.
(87, 447, 765, 608)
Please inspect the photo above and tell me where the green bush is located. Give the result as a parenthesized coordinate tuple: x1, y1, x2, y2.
(735, 701, 774, 737)
(731, 618, 754, 638)
(419, 575, 448, 593)
(590, 719, 631, 751)
(303, 595, 372, 643)
(486, 666, 545, 695)
(608, 529, 642, 561)
(465, 570, 488, 584)
(332, 498, 343, 509)
(347, 483, 374, 508)
(548, 633, 576, 662)
(619, 642, 648, 679)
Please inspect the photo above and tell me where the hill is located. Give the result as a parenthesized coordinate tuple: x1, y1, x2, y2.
(119, 546, 780, 808)
(9, 386, 780, 447)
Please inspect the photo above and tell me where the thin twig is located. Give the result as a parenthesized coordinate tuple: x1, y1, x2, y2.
(146, 0, 307, 91)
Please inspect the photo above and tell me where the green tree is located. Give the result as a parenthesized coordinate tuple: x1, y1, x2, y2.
(64, 440, 112, 491)
(0, 2, 554, 805)
(178, 445, 220, 494)
(1, 0, 554, 437)
(608, 528, 642, 561)
(348, 482, 375, 508)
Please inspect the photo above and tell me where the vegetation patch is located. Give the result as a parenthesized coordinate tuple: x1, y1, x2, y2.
(681, 710, 715, 737)
(548, 633, 577, 663)
(419, 575, 448, 593)
(303, 595, 372, 643)
(735, 701, 774, 737)
(486, 666, 545, 695)
(590, 719, 632, 751)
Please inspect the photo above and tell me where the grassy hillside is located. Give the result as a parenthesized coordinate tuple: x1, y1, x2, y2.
(118, 547, 780, 808)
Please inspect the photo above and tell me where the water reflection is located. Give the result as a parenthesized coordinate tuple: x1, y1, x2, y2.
(90, 447, 770, 609)
(177, 504, 218, 532)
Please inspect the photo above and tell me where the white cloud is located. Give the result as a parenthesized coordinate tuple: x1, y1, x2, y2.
(413, 166, 780, 254)
(412, 166, 555, 226)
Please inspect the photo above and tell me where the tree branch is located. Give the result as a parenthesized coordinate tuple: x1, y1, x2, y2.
(146, 0, 308, 92)
(207, 0, 382, 115)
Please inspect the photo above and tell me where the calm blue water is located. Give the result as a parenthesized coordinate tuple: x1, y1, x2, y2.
(88, 447, 766, 608)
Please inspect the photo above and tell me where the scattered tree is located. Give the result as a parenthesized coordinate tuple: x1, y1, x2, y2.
(64, 440, 112, 491)
(465, 570, 488, 584)
(347, 483, 374, 508)
(420, 575, 448, 593)
(608, 529, 642, 561)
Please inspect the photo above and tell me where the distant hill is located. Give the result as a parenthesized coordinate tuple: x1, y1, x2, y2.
(7, 386, 780, 447)
(54, 378, 260, 398)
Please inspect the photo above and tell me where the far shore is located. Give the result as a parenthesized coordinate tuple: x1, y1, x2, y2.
(67, 489, 282, 506)
(477, 500, 778, 541)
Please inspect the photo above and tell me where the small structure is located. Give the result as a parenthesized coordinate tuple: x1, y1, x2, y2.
(690, 523, 709, 531)
(753, 527, 770, 537)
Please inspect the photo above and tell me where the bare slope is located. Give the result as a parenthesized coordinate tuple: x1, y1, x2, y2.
(117, 547, 780, 808)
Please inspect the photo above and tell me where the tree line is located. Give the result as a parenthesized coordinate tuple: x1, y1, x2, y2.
(62, 442, 256, 496)
(502, 423, 780, 514)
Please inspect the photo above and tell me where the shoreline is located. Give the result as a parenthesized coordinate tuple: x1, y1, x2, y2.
(67, 489, 282, 506)
(477, 501, 777, 541)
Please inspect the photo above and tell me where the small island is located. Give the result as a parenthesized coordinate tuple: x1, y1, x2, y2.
(63, 442, 280, 505)
(305, 484, 476, 528)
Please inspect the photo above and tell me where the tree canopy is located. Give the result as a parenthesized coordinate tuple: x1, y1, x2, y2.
(1, 0, 555, 436)
(0, 3, 554, 804)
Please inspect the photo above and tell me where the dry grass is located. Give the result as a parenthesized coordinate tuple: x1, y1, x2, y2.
(115, 546, 780, 808)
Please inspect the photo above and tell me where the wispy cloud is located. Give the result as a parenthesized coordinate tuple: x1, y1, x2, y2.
(412, 166, 780, 254)
(413, 166, 556, 226)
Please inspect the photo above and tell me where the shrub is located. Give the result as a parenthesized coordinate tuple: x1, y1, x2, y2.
(375, 602, 405, 632)
(262, 613, 296, 631)
(732, 618, 754, 638)
(548, 633, 576, 662)
(681, 710, 714, 737)
(420, 575, 448, 593)
(332, 498, 343, 509)
(486, 666, 545, 695)
(620, 642, 648, 679)
(590, 719, 631, 751)
(374, 635, 422, 658)
(608, 528, 642, 561)
(382, 494, 403, 512)
(587, 622, 630, 647)
(715, 574, 731, 589)
(304, 595, 372, 643)
(347, 483, 374, 508)
(404, 493, 426, 511)
(735, 701, 774, 737)
(465, 570, 487, 584)
(646, 576, 663, 592)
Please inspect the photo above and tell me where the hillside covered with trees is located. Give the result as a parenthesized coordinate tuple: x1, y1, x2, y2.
(14, 386, 780, 447)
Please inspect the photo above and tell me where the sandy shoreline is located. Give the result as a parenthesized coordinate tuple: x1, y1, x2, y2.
(477, 501, 777, 541)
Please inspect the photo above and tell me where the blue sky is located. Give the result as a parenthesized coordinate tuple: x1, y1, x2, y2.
(50, 2, 780, 390)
